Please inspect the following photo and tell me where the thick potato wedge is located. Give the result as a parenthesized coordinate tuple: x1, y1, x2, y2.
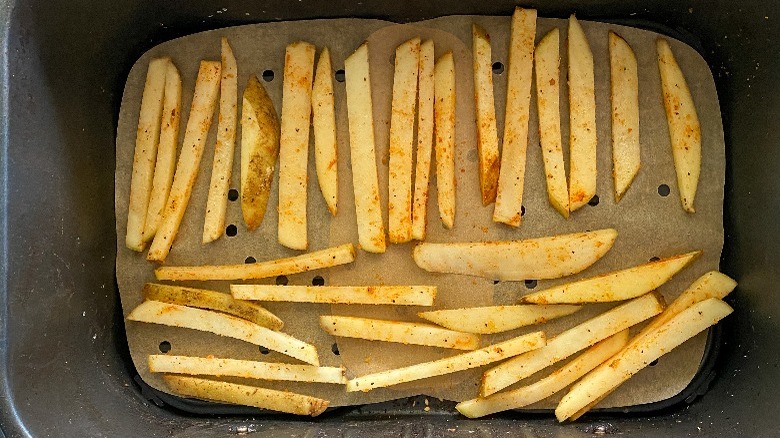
(155, 243, 355, 281)
(657, 38, 701, 213)
(412, 229, 617, 281)
(472, 25, 500, 205)
(163, 375, 329, 416)
(346, 331, 546, 392)
(520, 250, 701, 304)
(418, 304, 581, 335)
(481, 292, 663, 397)
(433, 52, 456, 229)
(609, 31, 640, 202)
(231, 284, 435, 306)
(312, 47, 338, 216)
(411, 40, 435, 240)
(320, 316, 479, 350)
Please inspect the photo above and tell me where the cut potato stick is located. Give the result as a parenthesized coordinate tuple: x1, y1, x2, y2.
(434, 52, 456, 229)
(413, 229, 617, 281)
(346, 331, 546, 392)
(149, 355, 345, 384)
(312, 47, 338, 216)
(143, 61, 182, 241)
(278, 41, 316, 250)
(147, 61, 221, 262)
(155, 243, 355, 281)
(142, 283, 283, 330)
(520, 250, 701, 304)
(127, 301, 319, 365)
(411, 40, 435, 240)
(163, 375, 329, 416)
(388, 38, 420, 244)
(555, 298, 733, 421)
(345, 43, 386, 253)
(320, 316, 479, 350)
(535, 29, 569, 218)
(481, 292, 663, 397)
(418, 304, 581, 335)
(567, 15, 598, 212)
(126, 57, 169, 251)
(657, 38, 702, 213)
(609, 31, 640, 202)
(493, 7, 536, 227)
(232, 284, 435, 306)
(457, 330, 628, 418)
(472, 25, 500, 205)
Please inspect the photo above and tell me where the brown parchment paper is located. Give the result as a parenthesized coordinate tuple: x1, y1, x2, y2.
(116, 16, 725, 409)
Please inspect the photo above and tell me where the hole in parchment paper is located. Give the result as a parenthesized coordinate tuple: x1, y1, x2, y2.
(275, 275, 289, 286)
(525, 280, 538, 289)
(335, 69, 345, 82)
(649, 359, 659, 367)
(262, 70, 274, 82)
(226, 224, 237, 237)
(331, 343, 340, 356)
(228, 188, 239, 201)
(658, 184, 671, 197)
(649, 256, 660, 262)
(158, 341, 171, 353)
(588, 195, 600, 206)
(312, 275, 325, 286)
(259, 346, 270, 354)
(493, 280, 500, 285)
(492, 61, 505, 74)
(521, 205, 526, 217)
(245, 256, 256, 264)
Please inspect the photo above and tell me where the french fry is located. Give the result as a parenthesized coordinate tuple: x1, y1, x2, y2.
(346, 331, 546, 392)
(493, 8, 536, 226)
(319, 316, 479, 350)
(555, 298, 733, 421)
(434, 52, 456, 229)
(142, 283, 283, 330)
(567, 15, 598, 212)
(609, 31, 640, 202)
(457, 330, 628, 418)
(162, 375, 329, 416)
(472, 25, 500, 205)
(127, 301, 319, 365)
(388, 38, 421, 244)
(202, 38, 239, 243)
(149, 355, 345, 384)
(344, 43, 386, 253)
(535, 29, 569, 218)
(411, 40, 435, 240)
(155, 243, 355, 281)
(278, 41, 316, 250)
(147, 61, 221, 262)
(418, 304, 581, 335)
(143, 61, 182, 241)
(312, 47, 338, 216)
(126, 57, 169, 251)
(480, 292, 664, 397)
(520, 250, 701, 304)
(231, 284, 435, 306)
(657, 38, 702, 213)
(412, 229, 617, 281)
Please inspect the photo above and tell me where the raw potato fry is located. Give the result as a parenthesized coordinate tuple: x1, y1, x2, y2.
(567, 15, 598, 212)
(278, 41, 316, 250)
(312, 47, 338, 216)
(232, 284, 435, 306)
(388, 38, 420, 244)
(202, 38, 239, 243)
(412, 229, 617, 281)
(163, 375, 329, 416)
(657, 38, 702, 213)
(609, 31, 640, 202)
(457, 330, 628, 418)
(319, 316, 479, 350)
(555, 298, 733, 421)
(142, 283, 283, 330)
(155, 243, 355, 281)
(434, 52, 456, 229)
(520, 250, 701, 304)
(344, 43, 386, 253)
(493, 8, 536, 226)
(480, 292, 663, 397)
(147, 61, 221, 262)
(346, 331, 546, 392)
(411, 40, 435, 240)
(535, 29, 569, 218)
(418, 304, 581, 335)
(472, 25, 500, 205)
(149, 355, 345, 384)
(143, 61, 182, 241)
(126, 57, 169, 251)
(127, 301, 319, 365)
(240, 75, 280, 230)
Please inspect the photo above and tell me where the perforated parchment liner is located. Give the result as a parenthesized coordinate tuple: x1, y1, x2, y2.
(116, 16, 725, 409)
